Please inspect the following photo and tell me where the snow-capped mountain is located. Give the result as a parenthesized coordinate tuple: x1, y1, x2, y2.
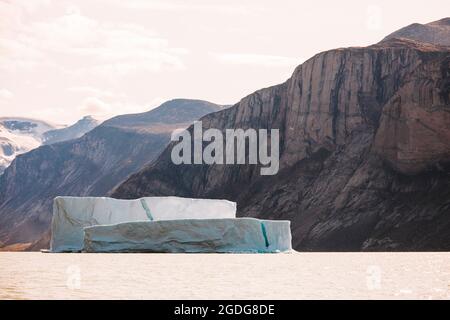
(0, 117, 58, 174)
(0, 116, 99, 174)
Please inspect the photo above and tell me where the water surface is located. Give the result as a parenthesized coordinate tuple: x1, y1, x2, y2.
(0, 252, 449, 299)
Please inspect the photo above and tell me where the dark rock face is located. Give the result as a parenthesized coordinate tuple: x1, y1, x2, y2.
(0, 99, 222, 247)
(113, 40, 450, 251)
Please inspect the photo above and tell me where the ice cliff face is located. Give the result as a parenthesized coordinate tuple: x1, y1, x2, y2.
(0, 99, 224, 248)
(83, 218, 292, 253)
(113, 24, 450, 250)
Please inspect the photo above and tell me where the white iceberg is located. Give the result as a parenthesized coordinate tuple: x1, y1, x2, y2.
(50, 196, 236, 252)
(83, 218, 292, 253)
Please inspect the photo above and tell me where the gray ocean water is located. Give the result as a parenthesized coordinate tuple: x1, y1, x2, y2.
(0, 252, 449, 299)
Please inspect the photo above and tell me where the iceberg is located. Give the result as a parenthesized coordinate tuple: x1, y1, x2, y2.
(83, 218, 292, 253)
(50, 196, 236, 252)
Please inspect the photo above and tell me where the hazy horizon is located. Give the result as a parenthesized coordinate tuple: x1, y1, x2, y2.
(0, 0, 449, 125)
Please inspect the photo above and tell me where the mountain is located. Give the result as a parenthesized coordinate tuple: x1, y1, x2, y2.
(42, 116, 99, 145)
(0, 118, 58, 174)
(382, 17, 450, 46)
(0, 117, 56, 138)
(113, 21, 450, 251)
(0, 99, 223, 248)
(0, 116, 99, 175)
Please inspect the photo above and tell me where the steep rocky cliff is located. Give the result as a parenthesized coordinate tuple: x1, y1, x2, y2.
(0, 99, 223, 248)
(113, 31, 450, 250)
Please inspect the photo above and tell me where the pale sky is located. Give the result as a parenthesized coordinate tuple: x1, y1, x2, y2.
(0, 0, 448, 124)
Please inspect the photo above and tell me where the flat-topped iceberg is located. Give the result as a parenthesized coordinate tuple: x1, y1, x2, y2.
(83, 218, 292, 253)
(50, 196, 236, 252)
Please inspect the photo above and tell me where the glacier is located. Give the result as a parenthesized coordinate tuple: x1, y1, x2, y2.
(83, 218, 292, 253)
(50, 196, 237, 252)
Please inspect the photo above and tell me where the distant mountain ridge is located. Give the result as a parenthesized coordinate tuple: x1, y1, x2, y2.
(0, 116, 100, 175)
(43, 116, 99, 145)
(382, 17, 450, 46)
(0, 99, 223, 248)
(104, 99, 224, 128)
(0, 117, 57, 174)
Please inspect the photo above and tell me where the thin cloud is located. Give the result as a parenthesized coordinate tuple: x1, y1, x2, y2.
(77, 96, 169, 121)
(0, 6, 188, 75)
(212, 53, 304, 68)
(0, 88, 14, 99)
(66, 86, 125, 99)
(104, 0, 264, 16)
(78, 97, 112, 116)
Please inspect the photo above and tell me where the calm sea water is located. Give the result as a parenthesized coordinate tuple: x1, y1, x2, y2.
(0, 252, 449, 299)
